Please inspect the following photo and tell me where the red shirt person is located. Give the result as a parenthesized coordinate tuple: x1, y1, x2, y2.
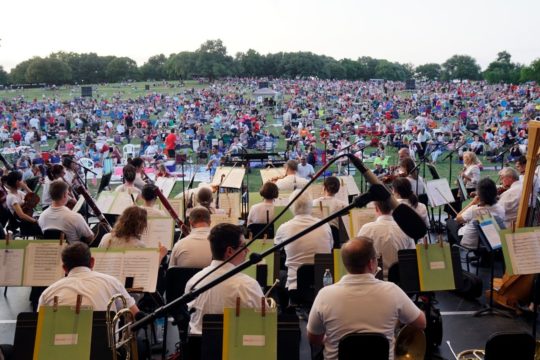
(165, 129, 177, 158)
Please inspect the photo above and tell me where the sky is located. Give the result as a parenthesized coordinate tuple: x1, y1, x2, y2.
(1, 0, 539, 72)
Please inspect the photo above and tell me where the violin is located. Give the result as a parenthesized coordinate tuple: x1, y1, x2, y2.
(497, 185, 509, 195)
(22, 183, 41, 218)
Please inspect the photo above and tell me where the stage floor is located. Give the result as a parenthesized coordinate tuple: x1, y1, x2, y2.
(0, 257, 537, 359)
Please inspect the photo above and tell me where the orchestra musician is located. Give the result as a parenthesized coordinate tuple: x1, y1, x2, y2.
(128, 157, 147, 190)
(2, 171, 42, 236)
(41, 164, 77, 211)
(98, 205, 167, 260)
(115, 164, 142, 200)
(455, 178, 504, 250)
(312, 176, 348, 242)
(461, 151, 481, 191)
(169, 206, 212, 268)
(247, 182, 279, 226)
(140, 183, 167, 217)
(195, 187, 225, 215)
(392, 177, 430, 227)
(497, 167, 522, 228)
(38, 180, 94, 244)
(272, 160, 308, 191)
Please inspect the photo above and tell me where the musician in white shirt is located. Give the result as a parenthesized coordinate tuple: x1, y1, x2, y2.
(461, 151, 481, 190)
(497, 167, 522, 228)
(170, 206, 212, 268)
(312, 176, 348, 229)
(275, 160, 308, 191)
(140, 183, 167, 217)
(247, 182, 278, 225)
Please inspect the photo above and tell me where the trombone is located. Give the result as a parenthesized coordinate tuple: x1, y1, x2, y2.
(107, 294, 138, 360)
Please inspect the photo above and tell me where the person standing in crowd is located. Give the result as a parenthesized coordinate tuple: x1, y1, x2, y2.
(297, 156, 315, 179)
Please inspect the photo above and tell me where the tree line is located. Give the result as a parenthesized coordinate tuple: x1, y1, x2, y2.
(0, 39, 539, 86)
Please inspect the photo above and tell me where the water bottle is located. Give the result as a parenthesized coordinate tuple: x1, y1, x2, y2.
(155, 317, 165, 343)
(323, 269, 333, 287)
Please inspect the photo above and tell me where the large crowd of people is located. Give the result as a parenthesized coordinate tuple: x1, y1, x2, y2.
(0, 78, 539, 360)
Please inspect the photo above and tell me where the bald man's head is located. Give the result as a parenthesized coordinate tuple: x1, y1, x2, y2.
(341, 236, 377, 274)
(398, 147, 411, 161)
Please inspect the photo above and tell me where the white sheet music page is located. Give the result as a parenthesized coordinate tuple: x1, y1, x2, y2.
(507, 230, 540, 275)
(140, 217, 175, 250)
(123, 250, 160, 292)
(0, 249, 24, 286)
(91, 250, 125, 280)
(23, 243, 65, 286)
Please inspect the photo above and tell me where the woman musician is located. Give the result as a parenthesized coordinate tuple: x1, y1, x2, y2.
(3, 171, 42, 236)
(460, 151, 481, 191)
(127, 157, 147, 191)
(42, 164, 77, 211)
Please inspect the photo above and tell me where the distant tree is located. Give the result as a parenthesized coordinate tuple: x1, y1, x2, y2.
(195, 39, 233, 81)
(0, 66, 8, 85)
(340, 59, 363, 80)
(415, 63, 441, 80)
(374, 60, 408, 81)
(105, 57, 140, 82)
(165, 51, 197, 79)
(140, 54, 168, 81)
(441, 55, 482, 80)
(520, 58, 540, 83)
(235, 49, 264, 77)
(9, 58, 36, 84)
(483, 51, 521, 84)
(25, 57, 72, 84)
(323, 59, 346, 79)
(356, 56, 379, 80)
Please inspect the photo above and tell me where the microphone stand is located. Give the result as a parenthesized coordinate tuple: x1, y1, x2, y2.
(440, 137, 469, 181)
(130, 194, 370, 331)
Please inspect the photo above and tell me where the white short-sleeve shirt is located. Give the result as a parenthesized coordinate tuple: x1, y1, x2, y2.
(307, 273, 422, 360)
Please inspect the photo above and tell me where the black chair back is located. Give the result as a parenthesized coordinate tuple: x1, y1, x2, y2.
(387, 262, 400, 285)
(247, 223, 275, 239)
(42, 228, 65, 239)
(338, 332, 389, 360)
(484, 331, 535, 360)
(165, 267, 202, 342)
(295, 264, 315, 307)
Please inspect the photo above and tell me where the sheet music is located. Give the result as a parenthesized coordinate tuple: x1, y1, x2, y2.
(123, 250, 159, 292)
(155, 177, 175, 198)
(167, 198, 184, 219)
(109, 192, 135, 215)
(91, 250, 124, 280)
(215, 192, 240, 220)
(0, 249, 24, 286)
(210, 214, 236, 227)
(23, 243, 65, 286)
(140, 217, 175, 250)
(72, 195, 85, 213)
(260, 168, 285, 184)
(335, 181, 349, 203)
(309, 184, 324, 199)
(338, 175, 360, 195)
(211, 167, 245, 189)
(96, 191, 116, 213)
(505, 230, 540, 275)
(426, 179, 455, 207)
(348, 206, 377, 237)
(479, 219, 502, 250)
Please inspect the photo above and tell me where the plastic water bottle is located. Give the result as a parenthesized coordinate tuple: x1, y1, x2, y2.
(155, 317, 165, 343)
(323, 269, 333, 287)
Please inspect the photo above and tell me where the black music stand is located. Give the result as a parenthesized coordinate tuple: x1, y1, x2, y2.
(13, 311, 114, 360)
(473, 221, 513, 318)
(98, 172, 112, 194)
(427, 164, 440, 180)
(397, 247, 463, 356)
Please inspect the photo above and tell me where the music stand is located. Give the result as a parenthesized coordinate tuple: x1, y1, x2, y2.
(426, 164, 440, 180)
(13, 311, 114, 360)
(98, 172, 112, 194)
(473, 221, 512, 318)
(457, 177, 468, 201)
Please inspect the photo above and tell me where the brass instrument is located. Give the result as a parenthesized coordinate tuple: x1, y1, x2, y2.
(107, 294, 138, 360)
(394, 324, 426, 360)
